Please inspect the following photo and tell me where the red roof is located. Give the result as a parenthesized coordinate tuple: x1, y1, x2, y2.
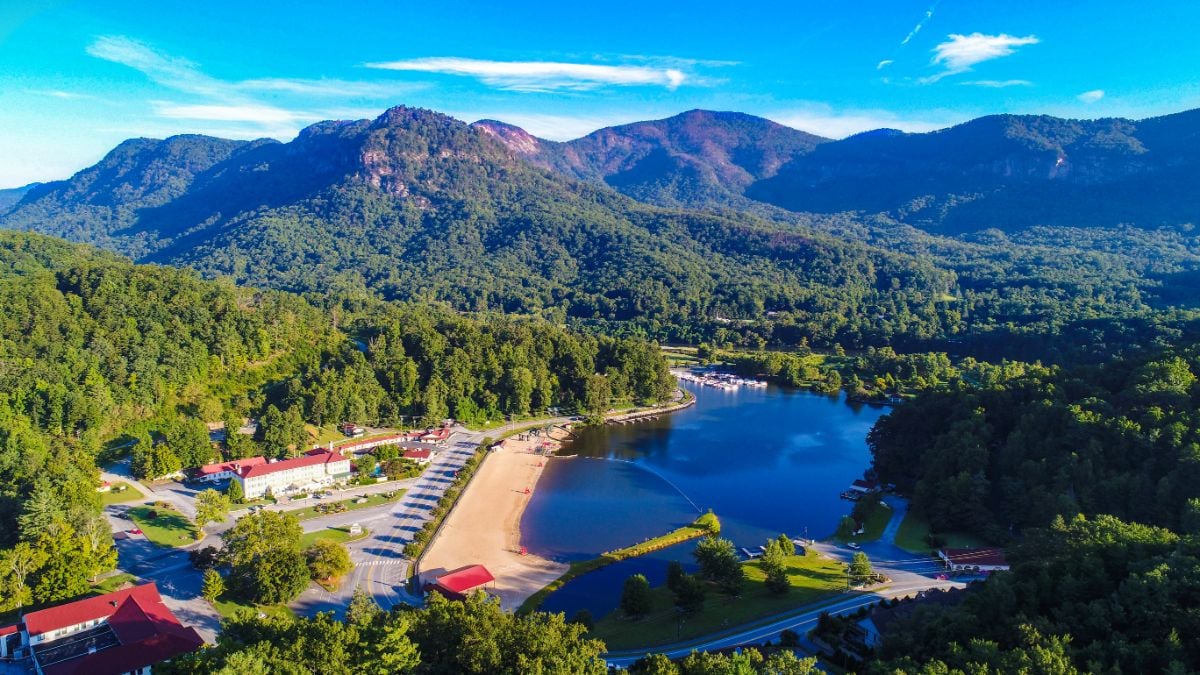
(239, 450, 349, 479)
(44, 630, 204, 675)
(403, 449, 432, 460)
(23, 583, 165, 637)
(421, 427, 451, 441)
(196, 456, 267, 476)
(0, 624, 17, 636)
(940, 547, 1008, 567)
(434, 565, 495, 595)
(337, 434, 406, 454)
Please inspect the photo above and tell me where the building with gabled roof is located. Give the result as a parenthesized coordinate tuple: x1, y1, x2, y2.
(233, 449, 351, 499)
(427, 564, 495, 601)
(193, 456, 268, 482)
(937, 547, 1009, 572)
(2, 582, 203, 674)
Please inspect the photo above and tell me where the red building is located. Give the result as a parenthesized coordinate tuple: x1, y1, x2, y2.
(0, 582, 203, 674)
(427, 565, 496, 601)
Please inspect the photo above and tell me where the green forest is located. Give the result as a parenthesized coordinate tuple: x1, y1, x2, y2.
(0, 231, 675, 613)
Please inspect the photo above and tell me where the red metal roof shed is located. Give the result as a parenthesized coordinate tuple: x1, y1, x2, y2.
(432, 565, 495, 599)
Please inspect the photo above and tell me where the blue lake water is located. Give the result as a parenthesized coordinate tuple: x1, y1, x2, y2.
(519, 384, 888, 617)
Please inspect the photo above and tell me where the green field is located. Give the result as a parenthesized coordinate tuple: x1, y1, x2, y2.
(591, 550, 848, 650)
(288, 490, 405, 522)
(90, 573, 138, 595)
(306, 424, 347, 446)
(212, 596, 296, 621)
(100, 481, 144, 506)
(128, 504, 198, 547)
(301, 526, 370, 548)
(893, 509, 986, 554)
(834, 499, 894, 544)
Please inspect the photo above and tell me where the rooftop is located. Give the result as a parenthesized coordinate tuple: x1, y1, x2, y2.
(434, 564, 495, 595)
(240, 450, 349, 479)
(939, 547, 1008, 567)
(196, 456, 267, 476)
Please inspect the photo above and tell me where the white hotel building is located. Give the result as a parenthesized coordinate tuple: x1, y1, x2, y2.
(232, 450, 352, 499)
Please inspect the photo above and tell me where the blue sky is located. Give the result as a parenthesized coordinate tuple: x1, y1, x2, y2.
(2, 0, 1199, 186)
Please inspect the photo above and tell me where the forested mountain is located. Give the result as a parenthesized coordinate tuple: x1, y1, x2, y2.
(0, 230, 675, 612)
(475, 109, 828, 207)
(1, 106, 968, 351)
(6, 105, 1200, 361)
(480, 108, 1200, 234)
(0, 183, 37, 213)
(861, 341, 1200, 673)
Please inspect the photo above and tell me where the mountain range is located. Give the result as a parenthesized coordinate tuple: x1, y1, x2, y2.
(3, 104, 1200, 354)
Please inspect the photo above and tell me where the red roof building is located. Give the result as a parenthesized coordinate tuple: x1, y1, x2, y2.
(419, 427, 452, 443)
(234, 449, 353, 499)
(937, 547, 1009, 572)
(402, 449, 433, 463)
(195, 456, 268, 480)
(239, 450, 347, 479)
(429, 565, 495, 600)
(15, 582, 203, 673)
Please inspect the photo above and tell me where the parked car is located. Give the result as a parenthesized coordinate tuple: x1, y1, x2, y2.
(128, 528, 143, 535)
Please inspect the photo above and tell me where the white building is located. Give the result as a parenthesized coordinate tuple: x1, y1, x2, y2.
(194, 456, 268, 483)
(233, 450, 352, 499)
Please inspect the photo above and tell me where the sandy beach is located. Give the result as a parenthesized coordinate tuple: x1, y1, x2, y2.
(419, 427, 571, 610)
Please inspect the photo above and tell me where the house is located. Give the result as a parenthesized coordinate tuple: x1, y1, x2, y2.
(848, 478, 878, 494)
(426, 565, 495, 601)
(0, 582, 203, 674)
(419, 426, 452, 445)
(402, 449, 433, 465)
(937, 547, 1009, 573)
(193, 456, 268, 483)
(340, 423, 366, 438)
(233, 450, 352, 500)
(334, 434, 407, 456)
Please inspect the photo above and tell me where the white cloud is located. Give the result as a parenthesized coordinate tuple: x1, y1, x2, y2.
(1078, 89, 1105, 103)
(365, 57, 689, 92)
(923, 33, 1039, 83)
(901, 5, 938, 45)
(960, 79, 1033, 88)
(877, 59, 894, 70)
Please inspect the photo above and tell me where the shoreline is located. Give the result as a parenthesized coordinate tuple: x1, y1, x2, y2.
(417, 428, 570, 611)
(419, 390, 696, 611)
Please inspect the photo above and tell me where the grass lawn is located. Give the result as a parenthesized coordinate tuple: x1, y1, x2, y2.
(128, 504, 199, 547)
(307, 424, 348, 447)
(834, 499, 893, 544)
(212, 596, 295, 621)
(591, 550, 848, 650)
(100, 481, 144, 506)
(90, 573, 138, 595)
(288, 490, 405, 522)
(300, 526, 370, 548)
(893, 509, 987, 554)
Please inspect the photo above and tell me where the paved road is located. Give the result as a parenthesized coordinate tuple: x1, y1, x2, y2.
(293, 426, 494, 617)
(604, 577, 964, 669)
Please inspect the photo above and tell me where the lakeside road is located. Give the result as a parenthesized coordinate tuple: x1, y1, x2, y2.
(417, 429, 571, 610)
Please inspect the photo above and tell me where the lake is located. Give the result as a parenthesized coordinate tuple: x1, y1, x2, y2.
(519, 383, 888, 617)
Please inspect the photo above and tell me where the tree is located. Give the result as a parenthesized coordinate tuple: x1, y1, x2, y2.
(168, 418, 215, 468)
(672, 573, 706, 616)
(693, 536, 744, 595)
(226, 478, 244, 504)
(347, 586, 382, 626)
(761, 539, 790, 595)
(261, 404, 307, 459)
(621, 573, 652, 619)
(849, 551, 873, 584)
(0, 542, 47, 612)
(202, 568, 225, 602)
(195, 488, 231, 529)
(666, 560, 686, 594)
(776, 533, 796, 557)
(569, 609, 594, 631)
(247, 548, 310, 604)
(305, 539, 353, 580)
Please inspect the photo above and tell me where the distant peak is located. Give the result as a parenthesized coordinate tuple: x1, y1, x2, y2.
(472, 119, 541, 154)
